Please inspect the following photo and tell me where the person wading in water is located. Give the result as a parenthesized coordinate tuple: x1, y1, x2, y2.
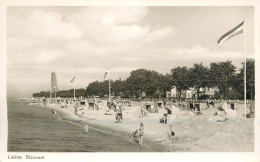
(83, 124, 89, 133)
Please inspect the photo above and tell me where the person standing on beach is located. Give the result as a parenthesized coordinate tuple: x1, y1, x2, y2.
(83, 124, 89, 133)
(118, 107, 123, 122)
(51, 110, 56, 118)
(139, 122, 144, 146)
(115, 102, 120, 123)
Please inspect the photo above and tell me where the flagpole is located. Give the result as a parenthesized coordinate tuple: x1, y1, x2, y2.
(109, 71, 111, 102)
(244, 20, 247, 118)
(74, 81, 76, 100)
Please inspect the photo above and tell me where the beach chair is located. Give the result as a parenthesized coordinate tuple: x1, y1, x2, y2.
(189, 102, 195, 111)
(195, 103, 200, 112)
(208, 101, 214, 107)
(140, 107, 149, 118)
(231, 103, 235, 110)
(157, 101, 163, 108)
(160, 114, 168, 124)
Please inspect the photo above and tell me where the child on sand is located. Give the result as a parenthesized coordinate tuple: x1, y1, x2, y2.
(139, 122, 144, 146)
(83, 124, 89, 133)
(168, 125, 175, 142)
(51, 110, 56, 118)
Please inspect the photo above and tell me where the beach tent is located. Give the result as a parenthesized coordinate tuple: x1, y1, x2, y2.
(163, 101, 167, 106)
(231, 103, 235, 110)
(208, 101, 214, 107)
(144, 102, 157, 113)
(189, 102, 195, 111)
(96, 100, 103, 109)
(80, 101, 86, 106)
(163, 106, 172, 115)
(88, 101, 95, 110)
(107, 101, 117, 111)
(221, 102, 237, 118)
(195, 103, 200, 112)
(157, 101, 163, 108)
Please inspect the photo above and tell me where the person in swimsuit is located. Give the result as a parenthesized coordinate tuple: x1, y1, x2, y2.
(83, 124, 89, 133)
(139, 122, 144, 146)
(118, 107, 123, 122)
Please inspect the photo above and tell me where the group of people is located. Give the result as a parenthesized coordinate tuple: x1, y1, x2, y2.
(82, 120, 175, 147)
(82, 122, 147, 147)
(130, 122, 175, 146)
(111, 101, 123, 123)
(129, 122, 144, 146)
(51, 100, 175, 147)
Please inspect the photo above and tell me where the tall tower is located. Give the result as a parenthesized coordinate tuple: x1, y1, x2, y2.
(51, 72, 59, 98)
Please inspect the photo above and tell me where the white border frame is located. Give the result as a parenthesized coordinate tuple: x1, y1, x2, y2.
(0, 0, 259, 162)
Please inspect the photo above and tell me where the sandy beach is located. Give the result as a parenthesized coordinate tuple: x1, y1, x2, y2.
(37, 99, 255, 152)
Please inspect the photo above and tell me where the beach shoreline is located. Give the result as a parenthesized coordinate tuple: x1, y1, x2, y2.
(8, 100, 173, 152)
(30, 100, 255, 152)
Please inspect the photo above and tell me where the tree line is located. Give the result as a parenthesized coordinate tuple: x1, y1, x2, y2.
(33, 89, 86, 98)
(33, 59, 255, 100)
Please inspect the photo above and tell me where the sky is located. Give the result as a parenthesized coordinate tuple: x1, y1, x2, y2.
(7, 6, 254, 97)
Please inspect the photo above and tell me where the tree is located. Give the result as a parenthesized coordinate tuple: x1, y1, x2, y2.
(171, 66, 190, 100)
(33, 89, 87, 98)
(209, 61, 236, 99)
(239, 59, 255, 100)
(112, 79, 126, 97)
(86, 81, 106, 97)
(158, 73, 172, 98)
(188, 63, 209, 99)
(126, 69, 162, 98)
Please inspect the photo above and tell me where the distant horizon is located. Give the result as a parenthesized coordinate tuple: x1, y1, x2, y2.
(7, 6, 254, 97)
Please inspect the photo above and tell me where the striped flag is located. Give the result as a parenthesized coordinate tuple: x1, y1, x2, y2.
(70, 76, 76, 83)
(103, 67, 110, 81)
(217, 21, 244, 46)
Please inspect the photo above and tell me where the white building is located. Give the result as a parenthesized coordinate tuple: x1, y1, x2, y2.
(171, 86, 177, 98)
(166, 86, 219, 99)
(166, 86, 177, 98)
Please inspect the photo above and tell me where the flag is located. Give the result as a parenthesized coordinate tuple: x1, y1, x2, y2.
(103, 67, 110, 81)
(217, 21, 244, 46)
(70, 76, 76, 83)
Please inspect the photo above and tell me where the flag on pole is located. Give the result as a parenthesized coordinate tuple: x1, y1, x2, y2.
(217, 21, 244, 46)
(70, 76, 76, 83)
(103, 67, 110, 81)
(217, 20, 247, 118)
